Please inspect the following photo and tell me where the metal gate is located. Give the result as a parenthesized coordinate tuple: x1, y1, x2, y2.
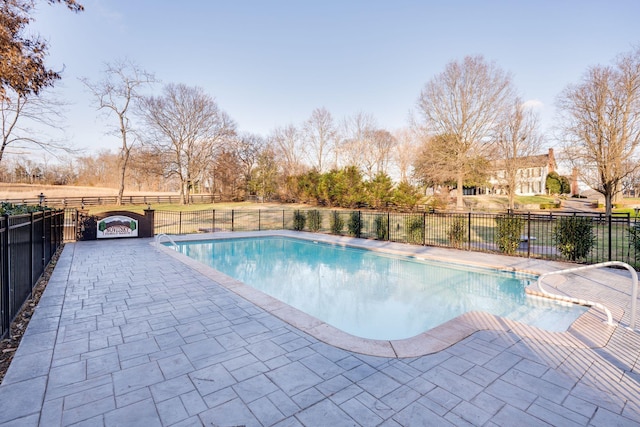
(63, 208, 80, 242)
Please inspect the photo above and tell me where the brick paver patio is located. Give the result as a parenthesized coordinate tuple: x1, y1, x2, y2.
(0, 233, 638, 426)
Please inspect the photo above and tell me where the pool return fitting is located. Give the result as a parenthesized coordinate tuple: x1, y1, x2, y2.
(536, 261, 638, 331)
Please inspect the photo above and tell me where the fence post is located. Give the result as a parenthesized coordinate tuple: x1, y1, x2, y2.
(29, 212, 34, 292)
(422, 212, 426, 246)
(0, 217, 6, 337)
(179, 211, 182, 234)
(53, 210, 59, 249)
(387, 212, 390, 241)
(212, 210, 215, 232)
(4, 214, 11, 339)
(527, 211, 531, 258)
(467, 212, 471, 251)
(41, 211, 46, 273)
(232, 210, 235, 232)
(282, 210, 285, 230)
(608, 214, 612, 262)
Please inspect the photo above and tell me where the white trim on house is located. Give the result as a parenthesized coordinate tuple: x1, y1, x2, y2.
(487, 148, 557, 196)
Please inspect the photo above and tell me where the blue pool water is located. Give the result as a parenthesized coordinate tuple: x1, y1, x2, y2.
(172, 236, 587, 340)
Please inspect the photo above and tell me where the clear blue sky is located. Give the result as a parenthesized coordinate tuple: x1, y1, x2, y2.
(30, 0, 640, 156)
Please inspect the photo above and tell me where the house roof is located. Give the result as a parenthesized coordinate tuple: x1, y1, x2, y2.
(491, 148, 556, 171)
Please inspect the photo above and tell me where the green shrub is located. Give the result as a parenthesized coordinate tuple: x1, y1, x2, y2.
(447, 216, 467, 248)
(540, 202, 561, 209)
(293, 210, 306, 231)
(0, 202, 49, 215)
(330, 211, 344, 235)
(554, 216, 596, 261)
(405, 215, 424, 244)
(374, 215, 388, 240)
(629, 224, 640, 260)
(495, 215, 525, 255)
(307, 210, 322, 232)
(347, 211, 362, 238)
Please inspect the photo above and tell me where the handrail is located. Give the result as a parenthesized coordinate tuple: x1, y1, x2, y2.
(155, 233, 178, 250)
(536, 261, 638, 331)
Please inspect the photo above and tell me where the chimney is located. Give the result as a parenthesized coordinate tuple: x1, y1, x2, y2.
(548, 148, 556, 173)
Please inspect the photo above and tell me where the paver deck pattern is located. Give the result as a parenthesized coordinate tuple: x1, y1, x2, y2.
(0, 232, 639, 426)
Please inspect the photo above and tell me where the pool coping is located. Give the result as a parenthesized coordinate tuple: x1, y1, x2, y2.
(153, 230, 621, 358)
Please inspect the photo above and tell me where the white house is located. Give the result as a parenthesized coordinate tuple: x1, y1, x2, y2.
(487, 148, 557, 196)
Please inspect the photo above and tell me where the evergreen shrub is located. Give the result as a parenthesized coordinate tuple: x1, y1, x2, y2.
(554, 216, 596, 261)
(495, 215, 525, 255)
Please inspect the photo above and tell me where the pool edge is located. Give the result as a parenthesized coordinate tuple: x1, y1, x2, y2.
(152, 230, 619, 358)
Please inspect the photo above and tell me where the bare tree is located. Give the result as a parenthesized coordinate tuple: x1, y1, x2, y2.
(140, 83, 236, 204)
(365, 129, 396, 179)
(339, 112, 377, 170)
(211, 149, 244, 200)
(75, 149, 119, 187)
(0, 87, 70, 163)
(493, 98, 544, 210)
(42, 155, 76, 185)
(557, 47, 640, 215)
(233, 133, 264, 194)
(81, 59, 155, 205)
(12, 156, 42, 183)
(393, 128, 418, 183)
(337, 112, 395, 177)
(269, 124, 305, 176)
(127, 146, 171, 191)
(304, 107, 337, 172)
(417, 55, 514, 209)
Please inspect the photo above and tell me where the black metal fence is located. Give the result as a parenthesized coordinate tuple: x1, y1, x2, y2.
(154, 209, 290, 235)
(0, 210, 65, 338)
(154, 208, 640, 268)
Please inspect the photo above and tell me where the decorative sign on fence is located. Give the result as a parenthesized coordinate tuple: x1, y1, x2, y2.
(97, 215, 138, 239)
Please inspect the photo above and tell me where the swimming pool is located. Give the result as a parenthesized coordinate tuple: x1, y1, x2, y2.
(171, 236, 586, 340)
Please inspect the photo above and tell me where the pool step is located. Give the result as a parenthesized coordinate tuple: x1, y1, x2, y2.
(504, 301, 585, 332)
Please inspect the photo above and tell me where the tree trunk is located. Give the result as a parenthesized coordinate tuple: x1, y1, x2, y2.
(116, 150, 129, 206)
(179, 180, 187, 205)
(456, 173, 464, 210)
(117, 170, 125, 206)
